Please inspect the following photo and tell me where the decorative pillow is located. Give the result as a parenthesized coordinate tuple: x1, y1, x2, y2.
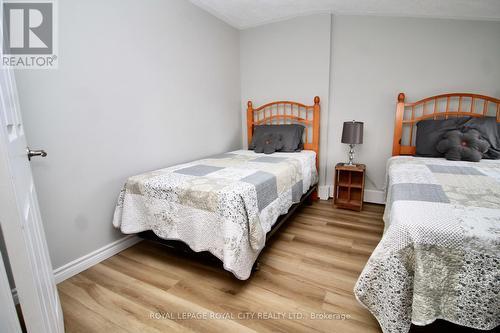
(254, 133, 284, 154)
(250, 124, 304, 152)
(436, 129, 490, 162)
(460, 117, 500, 159)
(415, 117, 470, 157)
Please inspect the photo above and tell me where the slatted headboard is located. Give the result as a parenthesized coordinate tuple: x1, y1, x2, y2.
(392, 92, 500, 156)
(247, 96, 320, 167)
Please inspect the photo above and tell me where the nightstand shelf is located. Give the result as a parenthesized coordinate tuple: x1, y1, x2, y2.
(333, 163, 365, 211)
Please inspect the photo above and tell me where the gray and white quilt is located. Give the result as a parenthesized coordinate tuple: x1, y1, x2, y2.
(113, 150, 317, 280)
(355, 156, 500, 333)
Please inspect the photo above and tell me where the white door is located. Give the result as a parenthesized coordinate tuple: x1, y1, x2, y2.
(0, 69, 64, 331)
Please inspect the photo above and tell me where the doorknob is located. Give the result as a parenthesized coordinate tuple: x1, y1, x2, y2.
(27, 147, 47, 161)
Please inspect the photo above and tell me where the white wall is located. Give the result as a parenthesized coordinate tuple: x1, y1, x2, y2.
(327, 16, 500, 193)
(240, 14, 332, 194)
(15, 0, 241, 270)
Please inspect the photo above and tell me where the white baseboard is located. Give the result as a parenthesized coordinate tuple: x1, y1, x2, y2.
(318, 185, 330, 200)
(12, 235, 140, 302)
(53, 235, 141, 284)
(363, 189, 386, 204)
(321, 185, 386, 204)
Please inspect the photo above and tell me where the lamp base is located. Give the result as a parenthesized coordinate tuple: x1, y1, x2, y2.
(346, 144, 356, 165)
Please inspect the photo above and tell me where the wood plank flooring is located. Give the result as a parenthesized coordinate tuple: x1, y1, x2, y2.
(59, 201, 386, 333)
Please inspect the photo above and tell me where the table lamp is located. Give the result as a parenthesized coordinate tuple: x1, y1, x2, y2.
(341, 121, 363, 165)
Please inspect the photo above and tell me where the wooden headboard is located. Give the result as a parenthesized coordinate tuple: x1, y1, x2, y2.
(247, 96, 320, 167)
(392, 92, 500, 156)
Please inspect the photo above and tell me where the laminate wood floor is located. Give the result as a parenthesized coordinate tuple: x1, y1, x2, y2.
(59, 201, 386, 333)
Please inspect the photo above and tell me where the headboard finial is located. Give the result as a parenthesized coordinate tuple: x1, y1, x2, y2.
(247, 101, 253, 108)
(314, 96, 320, 104)
(398, 93, 405, 103)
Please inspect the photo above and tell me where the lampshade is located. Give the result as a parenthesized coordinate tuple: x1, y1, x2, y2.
(341, 121, 363, 144)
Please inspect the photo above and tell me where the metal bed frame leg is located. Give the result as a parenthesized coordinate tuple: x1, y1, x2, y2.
(252, 261, 261, 272)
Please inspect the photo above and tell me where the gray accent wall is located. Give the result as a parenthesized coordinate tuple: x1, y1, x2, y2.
(14, 0, 241, 270)
(240, 14, 332, 188)
(240, 14, 500, 195)
(328, 16, 500, 192)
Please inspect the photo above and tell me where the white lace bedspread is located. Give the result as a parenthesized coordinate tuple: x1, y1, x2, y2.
(113, 150, 317, 280)
(355, 156, 500, 333)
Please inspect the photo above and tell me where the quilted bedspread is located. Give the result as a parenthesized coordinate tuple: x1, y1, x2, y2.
(113, 150, 317, 280)
(355, 156, 500, 333)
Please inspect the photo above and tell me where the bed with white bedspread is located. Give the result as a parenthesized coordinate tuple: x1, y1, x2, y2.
(113, 149, 318, 280)
(355, 156, 500, 333)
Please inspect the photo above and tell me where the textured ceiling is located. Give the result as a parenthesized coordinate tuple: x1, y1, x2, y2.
(190, 0, 500, 29)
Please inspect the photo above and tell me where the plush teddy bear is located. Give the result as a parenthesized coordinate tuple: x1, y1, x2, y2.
(254, 133, 284, 154)
(436, 129, 490, 162)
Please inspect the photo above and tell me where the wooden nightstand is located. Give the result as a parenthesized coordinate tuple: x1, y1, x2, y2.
(333, 163, 366, 211)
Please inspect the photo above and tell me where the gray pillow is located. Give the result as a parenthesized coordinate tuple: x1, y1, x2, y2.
(254, 133, 284, 154)
(249, 124, 304, 152)
(436, 129, 490, 162)
(415, 117, 470, 157)
(461, 117, 500, 159)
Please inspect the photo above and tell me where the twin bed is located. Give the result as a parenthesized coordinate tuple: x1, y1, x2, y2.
(112, 92, 499, 332)
(355, 93, 500, 332)
(113, 97, 320, 280)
